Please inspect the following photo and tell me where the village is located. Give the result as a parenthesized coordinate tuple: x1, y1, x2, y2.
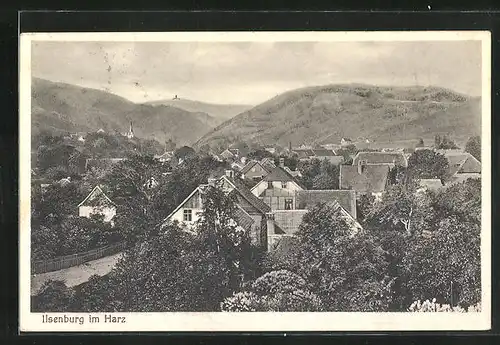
(30, 120, 482, 313)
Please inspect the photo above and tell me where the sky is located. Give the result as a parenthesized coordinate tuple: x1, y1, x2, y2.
(31, 40, 483, 105)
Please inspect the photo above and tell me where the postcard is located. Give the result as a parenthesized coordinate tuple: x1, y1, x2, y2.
(19, 30, 491, 332)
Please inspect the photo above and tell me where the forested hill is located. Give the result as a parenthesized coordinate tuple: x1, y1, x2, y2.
(195, 84, 481, 149)
(31, 78, 218, 146)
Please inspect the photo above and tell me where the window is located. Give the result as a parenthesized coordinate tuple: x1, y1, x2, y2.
(284, 198, 293, 210)
(183, 209, 192, 222)
(281, 181, 287, 189)
(251, 167, 256, 172)
(266, 181, 273, 189)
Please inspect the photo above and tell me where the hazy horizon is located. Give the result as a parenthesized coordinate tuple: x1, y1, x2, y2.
(32, 40, 482, 105)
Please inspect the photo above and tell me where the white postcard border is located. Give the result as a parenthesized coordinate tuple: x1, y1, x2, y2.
(19, 30, 492, 332)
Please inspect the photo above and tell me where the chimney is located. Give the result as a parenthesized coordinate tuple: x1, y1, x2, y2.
(358, 160, 366, 174)
(279, 157, 285, 168)
(225, 169, 234, 179)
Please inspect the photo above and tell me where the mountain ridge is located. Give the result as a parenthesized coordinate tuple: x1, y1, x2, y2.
(195, 83, 481, 149)
(31, 77, 218, 145)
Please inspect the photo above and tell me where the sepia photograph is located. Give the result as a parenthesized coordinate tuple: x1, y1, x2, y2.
(19, 31, 491, 332)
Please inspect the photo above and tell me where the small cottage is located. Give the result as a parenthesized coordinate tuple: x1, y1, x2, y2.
(77, 186, 117, 224)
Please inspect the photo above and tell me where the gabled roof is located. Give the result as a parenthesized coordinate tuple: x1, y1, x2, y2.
(222, 175, 271, 214)
(312, 149, 336, 157)
(232, 205, 255, 231)
(240, 160, 271, 175)
(443, 152, 481, 175)
(263, 166, 297, 183)
(296, 189, 357, 218)
(353, 152, 408, 167)
(272, 210, 309, 235)
(314, 155, 344, 165)
(220, 149, 235, 159)
(340, 164, 390, 193)
(162, 186, 202, 225)
(293, 149, 314, 159)
(77, 186, 116, 208)
(260, 158, 277, 171)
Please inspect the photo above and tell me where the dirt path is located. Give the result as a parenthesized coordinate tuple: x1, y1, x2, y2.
(31, 252, 123, 296)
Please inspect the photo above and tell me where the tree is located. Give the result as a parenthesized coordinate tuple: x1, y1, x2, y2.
(402, 214, 480, 307)
(434, 134, 459, 150)
(32, 280, 74, 312)
(221, 270, 323, 312)
(275, 203, 392, 311)
(174, 146, 196, 161)
(247, 149, 274, 161)
(465, 136, 481, 161)
(407, 149, 449, 182)
(196, 183, 263, 288)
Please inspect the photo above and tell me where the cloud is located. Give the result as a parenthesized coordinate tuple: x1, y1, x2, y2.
(31, 40, 483, 104)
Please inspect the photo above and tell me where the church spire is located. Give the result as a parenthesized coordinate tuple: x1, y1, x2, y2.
(127, 121, 135, 139)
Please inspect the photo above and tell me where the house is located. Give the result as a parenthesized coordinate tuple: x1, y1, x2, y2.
(96, 128, 106, 133)
(292, 149, 315, 161)
(312, 148, 337, 157)
(161, 170, 271, 248)
(240, 160, 273, 181)
(352, 152, 408, 168)
(220, 149, 237, 161)
(283, 166, 302, 178)
(265, 147, 276, 155)
(231, 162, 245, 171)
(266, 200, 362, 251)
(442, 151, 481, 186)
(341, 138, 353, 146)
(251, 165, 305, 210)
(314, 155, 344, 165)
(295, 189, 357, 218)
(339, 161, 391, 199)
(77, 186, 117, 224)
(260, 157, 277, 171)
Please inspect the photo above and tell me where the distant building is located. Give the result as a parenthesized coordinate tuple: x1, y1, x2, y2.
(161, 172, 271, 248)
(352, 151, 408, 168)
(265, 147, 276, 155)
(442, 151, 481, 186)
(78, 186, 117, 225)
(340, 138, 353, 146)
(126, 121, 135, 139)
(97, 128, 105, 133)
(339, 161, 391, 199)
(240, 160, 274, 182)
(251, 166, 305, 211)
(220, 149, 237, 161)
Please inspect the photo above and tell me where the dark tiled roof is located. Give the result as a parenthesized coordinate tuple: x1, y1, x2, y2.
(272, 210, 308, 235)
(225, 176, 271, 214)
(312, 149, 336, 157)
(353, 152, 408, 167)
(443, 152, 481, 175)
(340, 164, 390, 193)
(240, 160, 272, 175)
(293, 150, 314, 159)
(296, 189, 357, 218)
(260, 158, 277, 172)
(263, 166, 296, 182)
(232, 205, 255, 231)
(314, 156, 344, 165)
